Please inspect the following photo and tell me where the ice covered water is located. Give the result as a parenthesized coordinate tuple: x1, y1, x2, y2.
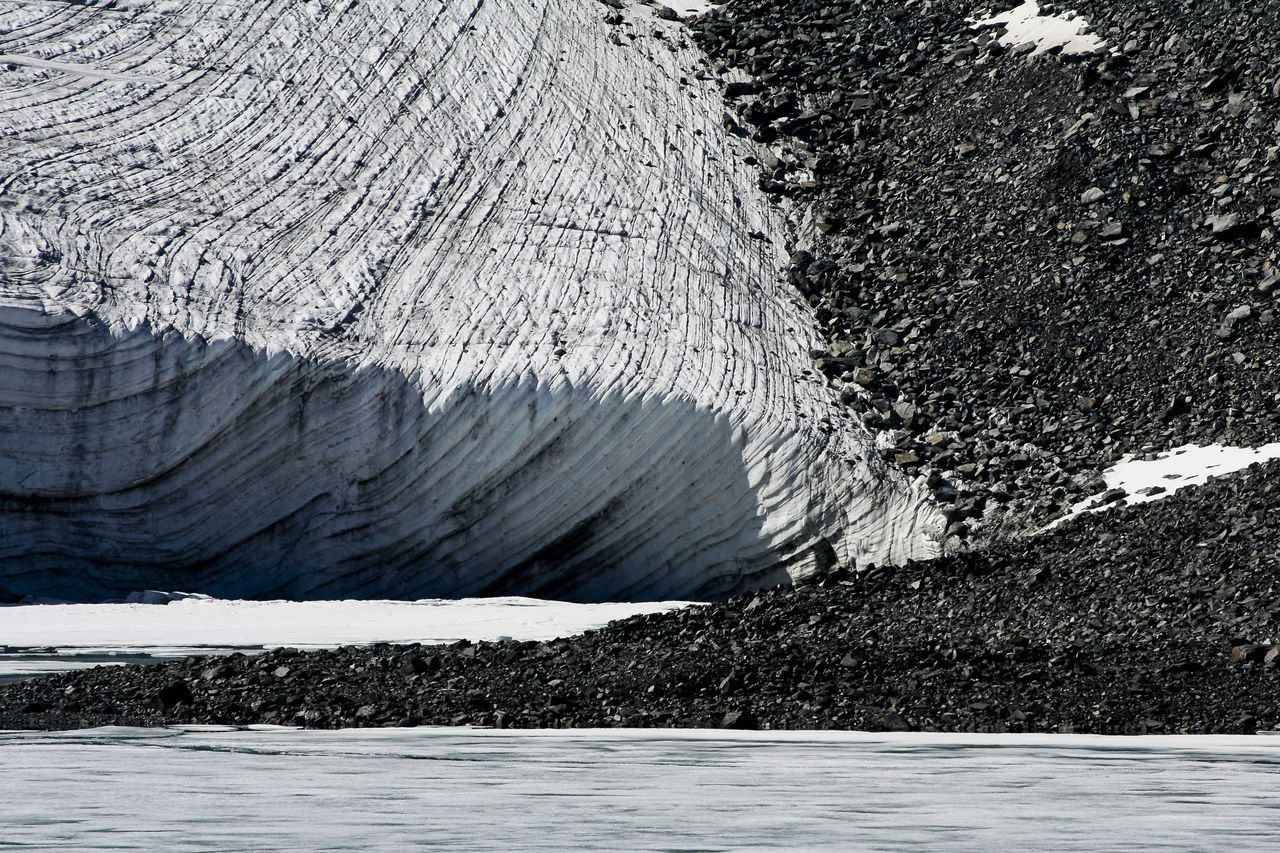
(0, 597, 693, 680)
(4, 726, 1280, 851)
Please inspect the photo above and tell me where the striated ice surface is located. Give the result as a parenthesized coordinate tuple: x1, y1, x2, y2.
(0, 0, 940, 601)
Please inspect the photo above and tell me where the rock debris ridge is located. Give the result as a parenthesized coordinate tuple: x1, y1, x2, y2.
(0, 0, 941, 600)
(5, 460, 1279, 735)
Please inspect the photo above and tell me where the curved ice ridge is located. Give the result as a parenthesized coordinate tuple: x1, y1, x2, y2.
(0, 0, 941, 601)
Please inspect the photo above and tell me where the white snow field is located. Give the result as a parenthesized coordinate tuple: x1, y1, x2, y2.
(0, 0, 941, 602)
(4, 726, 1280, 852)
(0, 595, 692, 679)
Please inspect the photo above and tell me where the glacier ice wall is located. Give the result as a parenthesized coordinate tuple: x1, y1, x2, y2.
(0, 0, 941, 601)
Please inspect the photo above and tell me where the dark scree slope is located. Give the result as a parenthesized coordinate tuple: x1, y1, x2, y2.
(688, 0, 1280, 539)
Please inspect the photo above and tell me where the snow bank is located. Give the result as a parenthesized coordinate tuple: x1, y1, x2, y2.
(0, 597, 691, 678)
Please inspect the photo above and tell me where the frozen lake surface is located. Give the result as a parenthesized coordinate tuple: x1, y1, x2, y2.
(4, 726, 1280, 851)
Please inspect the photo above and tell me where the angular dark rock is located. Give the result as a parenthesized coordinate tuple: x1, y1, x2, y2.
(157, 680, 193, 710)
(721, 709, 759, 730)
(880, 713, 912, 732)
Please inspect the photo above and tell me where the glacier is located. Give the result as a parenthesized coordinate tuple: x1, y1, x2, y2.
(0, 0, 940, 601)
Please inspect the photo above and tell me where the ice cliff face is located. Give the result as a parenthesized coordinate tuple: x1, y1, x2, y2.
(0, 0, 941, 601)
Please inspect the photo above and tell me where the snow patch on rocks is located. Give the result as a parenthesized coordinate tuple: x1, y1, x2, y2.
(1049, 443, 1280, 528)
(972, 1, 1107, 56)
(652, 0, 718, 16)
